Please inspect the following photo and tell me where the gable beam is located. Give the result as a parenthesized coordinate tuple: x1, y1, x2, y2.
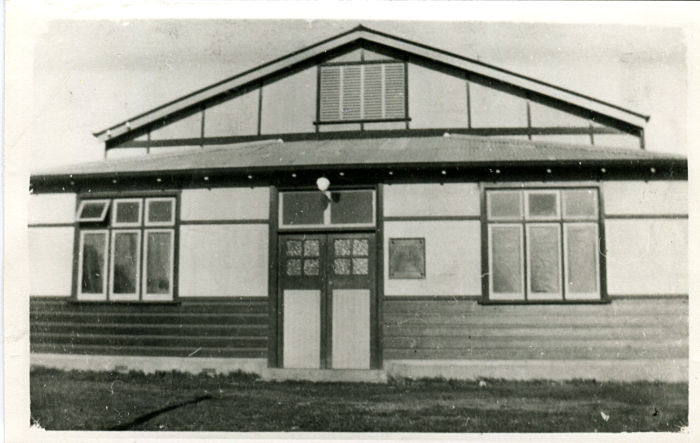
(114, 126, 627, 149)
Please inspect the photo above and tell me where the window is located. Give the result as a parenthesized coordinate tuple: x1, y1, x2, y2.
(280, 190, 375, 228)
(76, 196, 177, 301)
(318, 62, 406, 123)
(486, 188, 601, 302)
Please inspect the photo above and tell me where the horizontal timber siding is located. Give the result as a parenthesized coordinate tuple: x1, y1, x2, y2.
(30, 297, 268, 359)
(383, 298, 688, 361)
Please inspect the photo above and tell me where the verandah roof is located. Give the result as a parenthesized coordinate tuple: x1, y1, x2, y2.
(32, 135, 686, 181)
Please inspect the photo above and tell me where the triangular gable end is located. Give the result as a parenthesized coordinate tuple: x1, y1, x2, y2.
(96, 25, 648, 152)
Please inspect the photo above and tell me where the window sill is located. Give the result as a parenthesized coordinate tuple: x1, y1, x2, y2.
(68, 299, 181, 305)
(478, 297, 611, 305)
(313, 118, 411, 126)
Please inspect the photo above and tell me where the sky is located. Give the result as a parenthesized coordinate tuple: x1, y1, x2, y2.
(7, 4, 694, 173)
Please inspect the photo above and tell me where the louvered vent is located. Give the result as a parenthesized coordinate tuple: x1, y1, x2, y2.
(319, 67, 341, 121)
(384, 64, 406, 119)
(318, 62, 406, 122)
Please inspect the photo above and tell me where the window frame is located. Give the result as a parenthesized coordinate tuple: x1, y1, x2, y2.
(315, 60, 410, 125)
(77, 229, 109, 301)
(109, 229, 142, 301)
(482, 185, 607, 304)
(487, 224, 524, 300)
(75, 199, 111, 223)
(72, 193, 179, 303)
(111, 198, 143, 227)
(563, 222, 601, 300)
(278, 189, 377, 230)
(145, 197, 177, 227)
(142, 228, 176, 301)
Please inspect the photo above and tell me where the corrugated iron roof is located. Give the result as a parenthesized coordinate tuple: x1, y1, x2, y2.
(32, 135, 686, 179)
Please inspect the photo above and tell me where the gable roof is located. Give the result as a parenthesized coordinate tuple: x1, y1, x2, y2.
(32, 135, 685, 181)
(94, 25, 649, 144)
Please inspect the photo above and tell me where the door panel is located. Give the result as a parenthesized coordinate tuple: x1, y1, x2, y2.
(278, 232, 375, 369)
(331, 289, 371, 369)
(283, 289, 322, 368)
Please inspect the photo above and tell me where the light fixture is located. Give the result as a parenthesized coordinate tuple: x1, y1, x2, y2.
(292, 173, 297, 178)
(601, 168, 606, 173)
(650, 167, 656, 173)
(441, 170, 447, 175)
(203, 176, 209, 181)
(316, 177, 330, 192)
(546, 168, 552, 174)
(339, 172, 345, 176)
(156, 178, 162, 182)
(248, 175, 253, 179)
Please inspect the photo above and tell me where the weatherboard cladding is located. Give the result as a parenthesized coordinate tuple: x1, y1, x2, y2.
(32, 135, 684, 180)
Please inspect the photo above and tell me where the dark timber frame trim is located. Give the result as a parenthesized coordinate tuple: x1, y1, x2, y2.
(268, 186, 280, 368)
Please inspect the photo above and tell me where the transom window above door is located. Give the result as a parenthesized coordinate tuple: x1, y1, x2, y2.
(279, 190, 375, 229)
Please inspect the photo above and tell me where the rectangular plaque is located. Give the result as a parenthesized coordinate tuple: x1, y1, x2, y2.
(389, 238, 426, 279)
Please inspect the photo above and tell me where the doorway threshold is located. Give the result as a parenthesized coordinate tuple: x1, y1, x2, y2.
(261, 368, 387, 383)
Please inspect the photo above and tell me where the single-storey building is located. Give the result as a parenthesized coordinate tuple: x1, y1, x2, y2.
(29, 25, 688, 382)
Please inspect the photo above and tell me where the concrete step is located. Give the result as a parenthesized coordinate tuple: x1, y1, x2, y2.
(261, 368, 388, 383)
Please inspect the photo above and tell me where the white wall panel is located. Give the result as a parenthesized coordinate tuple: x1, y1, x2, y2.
(261, 68, 316, 134)
(283, 290, 321, 368)
(179, 225, 268, 296)
(384, 221, 481, 296)
(603, 181, 687, 216)
(383, 183, 480, 217)
(469, 82, 528, 128)
(408, 64, 469, 129)
(605, 219, 687, 295)
(150, 113, 202, 140)
(332, 289, 370, 369)
(29, 227, 74, 296)
(205, 90, 258, 137)
(29, 193, 76, 225)
(180, 187, 269, 221)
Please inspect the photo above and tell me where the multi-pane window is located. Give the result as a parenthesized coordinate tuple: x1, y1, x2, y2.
(318, 62, 406, 123)
(76, 197, 176, 302)
(486, 188, 601, 302)
(280, 190, 375, 229)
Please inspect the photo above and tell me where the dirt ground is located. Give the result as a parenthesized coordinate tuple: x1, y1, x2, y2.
(30, 368, 688, 432)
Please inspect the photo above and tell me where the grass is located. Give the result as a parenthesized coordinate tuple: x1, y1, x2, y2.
(30, 367, 687, 432)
